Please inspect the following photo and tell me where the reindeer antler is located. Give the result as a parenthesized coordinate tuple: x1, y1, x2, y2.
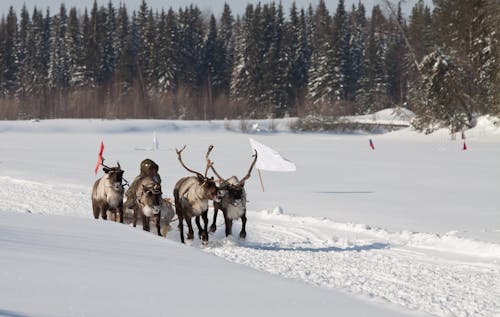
(209, 164, 225, 183)
(100, 157, 111, 169)
(204, 145, 214, 178)
(176, 145, 204, 178)
(239, 150, 258, 185)
(205, 145, 225, 183)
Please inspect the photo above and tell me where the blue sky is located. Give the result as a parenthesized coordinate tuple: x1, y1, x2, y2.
(1, 0, 429, 18)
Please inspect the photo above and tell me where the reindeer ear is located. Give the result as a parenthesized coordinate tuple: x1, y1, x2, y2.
(103, 167, 110, 174)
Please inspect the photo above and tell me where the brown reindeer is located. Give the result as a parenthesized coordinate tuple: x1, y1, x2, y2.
(132, 176, 163, 235)
(92, 162, 125, 222)
(173, 145, 218, 245)
(209, 150, 257, 238)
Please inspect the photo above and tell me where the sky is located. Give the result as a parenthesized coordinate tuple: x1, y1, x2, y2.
(1, 0, 431, 18)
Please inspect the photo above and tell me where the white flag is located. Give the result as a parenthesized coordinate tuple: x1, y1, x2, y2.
(249, 138, 296, 172)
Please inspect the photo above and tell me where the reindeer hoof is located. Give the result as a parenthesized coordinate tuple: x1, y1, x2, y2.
(209, 224, 216, 233)
(239, 231, 246, 239)
(200, 232, 209, 244)
(187, 232, 194, 240)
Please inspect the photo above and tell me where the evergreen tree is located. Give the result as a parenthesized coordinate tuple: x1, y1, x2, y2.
(80, 9, 96, 87)
(0, 7, 18, 96)
(85, 1, 101, 86)
(283, 4, 309, 115)
(48, 4, 70, 90)
(230, 10, 250, 112)
(231, 4, 260, 116)
(201, 14, 224, 119)
(262, 2, 289, 117)
(15, 5, 31, 98)
(100, 1, 117, 84)
(218, 3, 234, 97)
(469, 0, 498, 114)
(407, 0, 433, 63)
(177, 5, 204, 92)
(349, 2, 366, 111)
(67, 7, 84, 88)
(331, 0, 351, 102)
(26, 8, 45, 95)
(413, 0, 498, 130)
(384, 3, 406, 106)
(307, 0, 337, 113)
(114, 4, 135, 88)
(355, 5, 389, 113)
(411, 50, 474, 133)
(156, 8, 178, 93)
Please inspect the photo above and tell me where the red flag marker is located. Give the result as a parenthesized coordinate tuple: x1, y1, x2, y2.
(369, 139, 375, 150)
(94, 141, 104, 175)
(463, 141, 467, 151)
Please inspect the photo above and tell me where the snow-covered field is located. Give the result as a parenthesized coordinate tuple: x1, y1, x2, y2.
(1, 111, 499, 317)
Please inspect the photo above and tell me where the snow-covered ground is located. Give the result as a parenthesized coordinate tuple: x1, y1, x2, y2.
(1, 110, 499, 317)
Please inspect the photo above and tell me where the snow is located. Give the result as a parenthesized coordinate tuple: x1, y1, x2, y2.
(1, 113, 499, 317)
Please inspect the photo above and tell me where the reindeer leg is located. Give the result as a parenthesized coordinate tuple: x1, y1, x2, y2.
(239, 211, 247, 239)
(142, 214, 149, 231)
(101, 207, 108, 220)
(186, 217, 194, 240)
(132, 207, 138, 228)
(118, 207, 124, 224)
(201, 210, 209, 244)
(92, 201, 100, 219)
(195, 216, 203, 239)
(178, 215, 185, 243)
(209, 206, 218, 233)
(156, 213, 161, 236)
(224, 214, 233, 237)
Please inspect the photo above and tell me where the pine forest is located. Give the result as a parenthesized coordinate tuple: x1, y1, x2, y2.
(0, 0, 498, 133)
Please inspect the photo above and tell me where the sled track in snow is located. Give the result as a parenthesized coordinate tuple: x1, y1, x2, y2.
(1, 176, 499, 317)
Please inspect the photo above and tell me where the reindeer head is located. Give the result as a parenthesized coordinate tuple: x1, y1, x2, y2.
(176, 145, 219, 201)
(102, 162, 124, 191)
(209, 149, 258, 206)
(139, 183, 162, 216)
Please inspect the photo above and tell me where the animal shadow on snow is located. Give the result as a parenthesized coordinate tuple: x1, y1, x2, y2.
(0, 309, 33, 317)
(238, 241, 389, 253)
(208, 218, 388, 252)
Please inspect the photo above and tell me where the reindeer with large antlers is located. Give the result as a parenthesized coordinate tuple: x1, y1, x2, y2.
(208, 149, 257, 239)
(173, 145, 219, 244)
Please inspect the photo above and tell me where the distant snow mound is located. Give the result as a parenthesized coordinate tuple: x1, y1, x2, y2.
(344, 107, 414, 125)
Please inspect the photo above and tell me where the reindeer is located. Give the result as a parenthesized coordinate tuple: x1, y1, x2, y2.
(92, 162, 125, 223)
(208, 150, 257, 239)
(173, 145, 218, 245)
(132, 176, 163, 235)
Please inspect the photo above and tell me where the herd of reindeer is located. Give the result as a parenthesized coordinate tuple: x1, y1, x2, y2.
(91, 144, 258, 245)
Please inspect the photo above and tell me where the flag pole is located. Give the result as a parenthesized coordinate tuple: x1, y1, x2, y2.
(257, 169, 265, 192)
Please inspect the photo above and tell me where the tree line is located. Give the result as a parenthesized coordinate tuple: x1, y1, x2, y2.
(0, 0, 497, 133)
